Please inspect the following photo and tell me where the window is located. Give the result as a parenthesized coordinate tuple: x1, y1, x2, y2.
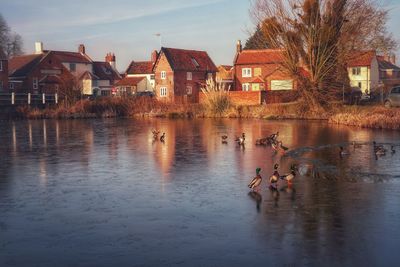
(358, 82, 362, 89)
(254, 68, 262, 77)
(9, 82, 14, 90)
(0, 61, 2, 71)
(70, 63, 76, 72)
(187, 72, 192, 81)
(150, 74, 155, 80)
(161, 71, 166, 79)
(242, 83, 250, 91)
(352, 67, 361, 76)
(33, 77, 38, 89)
(187, 86, 192, 95)
(242, 68, 252, 78)
(160, 87, 167, 97)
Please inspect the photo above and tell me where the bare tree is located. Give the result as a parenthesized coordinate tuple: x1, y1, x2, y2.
(250, 0, 397, 110)
(0, 13, 23, 58)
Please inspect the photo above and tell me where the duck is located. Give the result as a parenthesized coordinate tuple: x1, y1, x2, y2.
(221, 135, 228, 144)
(272, 141, 288, 153)
(269, 163, 280, 190)
(248, 168, 262, 192)
(160, 133, 165, 142)
(373, 141, 386, 155)
(280, 164, 297, 186)
(391, 146, 396, 154)
(255, 137, 268, 146)
(152, 130, 160, 139)
(269, 131, 279, 142)
(339, 146, 350, 156)
(352, 141, 362, 149)
(236, 133, 245, 146)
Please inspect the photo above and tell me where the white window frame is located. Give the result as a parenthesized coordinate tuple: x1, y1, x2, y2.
(161, 71, 167, 80)
(160, 87, 167, 97)
(0, 61, 3, 71)
(352, 67, 361, 76)
(187, 72, 192, 81)
(242, 68, 252, 78)
(33, 77, 38, 90)
(242, 83, 250, 91)
(187, 86, 192, 95)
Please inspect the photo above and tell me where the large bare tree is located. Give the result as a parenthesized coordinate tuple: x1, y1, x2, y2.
(250, 0, 397, 109)
(0, 13, 23, 58)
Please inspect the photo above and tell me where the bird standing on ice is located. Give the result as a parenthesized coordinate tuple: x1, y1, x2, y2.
(248, 168, 262, 192)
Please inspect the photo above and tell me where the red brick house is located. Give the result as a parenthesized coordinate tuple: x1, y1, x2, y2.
(233, 40, 297, 92)
(0, 49, 8, 92)
(152, 47, 217, 103)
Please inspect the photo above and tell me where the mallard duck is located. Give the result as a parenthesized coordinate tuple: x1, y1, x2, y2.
(221, 135, 228, 144)
(152, 130, 160, 139)
(269, 163, 280, 189)
(270, 131, 279, 142)
(236, 133, 245, 146)
(160, 133, 165, 142)
(352, 141, 362, 149)
(339, 146, 350, 156)
(248, 168, 262, 191)
(280, 164, 297, 185)
(373, 141, 386, 155)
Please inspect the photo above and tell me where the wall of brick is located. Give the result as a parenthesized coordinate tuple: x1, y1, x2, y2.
(154, 53, 174, 102)
(199, 90, 266, 106)
(0, 59, 8, 92)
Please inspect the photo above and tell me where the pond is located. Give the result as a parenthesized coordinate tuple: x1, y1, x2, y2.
(0, 118, 399, 266)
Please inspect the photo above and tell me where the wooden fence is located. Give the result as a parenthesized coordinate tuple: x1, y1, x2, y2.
(0, 93, 59, 106)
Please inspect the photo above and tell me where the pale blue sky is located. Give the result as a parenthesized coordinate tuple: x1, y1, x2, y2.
(1, 0, 400, 72)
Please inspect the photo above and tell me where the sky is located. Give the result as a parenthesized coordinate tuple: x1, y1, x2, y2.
(1, 0, 400, 72)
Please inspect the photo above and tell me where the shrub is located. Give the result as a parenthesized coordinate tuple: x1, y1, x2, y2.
(200, 79, 231, 116)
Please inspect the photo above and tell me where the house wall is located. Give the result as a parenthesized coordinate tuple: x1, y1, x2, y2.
(127, 73, 155, 91)
(234, 64, 295, 91)
(62, 62, 92, 78)
(154, 53, 174, 102)
(348, 66, 371, 94)
(82, 79, 92, 95)
(0, 59, 8, 92)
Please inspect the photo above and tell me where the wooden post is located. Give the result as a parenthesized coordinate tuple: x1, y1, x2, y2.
(28, 93, 31, 105)
(11, 92, 15, 105)
(42, 93, 45, 104)
(55, 93, 58, 104)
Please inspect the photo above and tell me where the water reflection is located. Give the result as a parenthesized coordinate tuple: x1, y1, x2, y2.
(0, 119, 399, 266)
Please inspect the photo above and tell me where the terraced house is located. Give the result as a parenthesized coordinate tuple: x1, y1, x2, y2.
(152, 47, 217, 103)
(8, 42, 120, 96)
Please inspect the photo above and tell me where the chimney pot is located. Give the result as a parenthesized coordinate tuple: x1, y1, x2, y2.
(35, 42, 43, 54)
(237, 40, 242, 53)
(151, 50, 158, 64)
(79, 44, 85, 54)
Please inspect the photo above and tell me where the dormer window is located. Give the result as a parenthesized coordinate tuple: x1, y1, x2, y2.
(191, 58, 199, 68)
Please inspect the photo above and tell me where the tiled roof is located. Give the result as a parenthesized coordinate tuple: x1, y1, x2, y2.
(220, 65, 233, 71)
(249, 77, 265, 83)
(235, 49, 285, 65)
(45, 50, 92, 63)
(126, 61, 153, 74)
(8, 54, 44, 77)
(377, 56, 400, 70)
(93, 61, 121, 81)
(159, 47, 217, 72)
(115, 77, 146, 87)
(347, 51, 375, 67)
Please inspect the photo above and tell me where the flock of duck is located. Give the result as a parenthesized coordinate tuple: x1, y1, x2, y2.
(152, 129, 396, 194)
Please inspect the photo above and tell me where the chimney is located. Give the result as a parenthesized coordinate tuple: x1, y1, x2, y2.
(35, 42, 43, 54)
(236, 40, 242, 54)
(151, 50, 158, 64)
(391, 54, 396, 65)
(78, 44, 85, 54)
(105, 52, 116, 69)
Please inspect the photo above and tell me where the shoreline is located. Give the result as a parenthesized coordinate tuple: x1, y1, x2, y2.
(5, 98, 400, 130)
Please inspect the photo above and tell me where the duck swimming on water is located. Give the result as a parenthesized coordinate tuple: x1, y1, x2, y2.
(248, 168, 262, 192)
(339, 146, 350, 156)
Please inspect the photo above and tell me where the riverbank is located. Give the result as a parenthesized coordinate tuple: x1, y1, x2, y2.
(13, 97, 400, 130)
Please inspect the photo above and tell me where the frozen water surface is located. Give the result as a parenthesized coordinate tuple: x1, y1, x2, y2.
(0, 118, 400, 266)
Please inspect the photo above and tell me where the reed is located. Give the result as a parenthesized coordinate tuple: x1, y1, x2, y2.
(200, 79, 231, 116)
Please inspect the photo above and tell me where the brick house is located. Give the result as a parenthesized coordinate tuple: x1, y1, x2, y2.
(114, 77, 147, 96)
(233, 40, 297, 92)
(124, 50, 158, 93)
(8, 42, 120, 96)
(0, 49, 8, 92)
(152, 47, 217, 103)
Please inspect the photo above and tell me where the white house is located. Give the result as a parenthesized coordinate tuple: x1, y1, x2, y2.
(124, 50, 158, 92)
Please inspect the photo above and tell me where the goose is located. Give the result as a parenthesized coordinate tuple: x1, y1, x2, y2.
(236, 133, 245, 146)
(339, 146, 350, 156)
(280, 164, 297, 185)
(269, 163, 280, 190)
(248, 168, 262, 192)
(152, 130, 160, 139)
(160, 133, 165, 142)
